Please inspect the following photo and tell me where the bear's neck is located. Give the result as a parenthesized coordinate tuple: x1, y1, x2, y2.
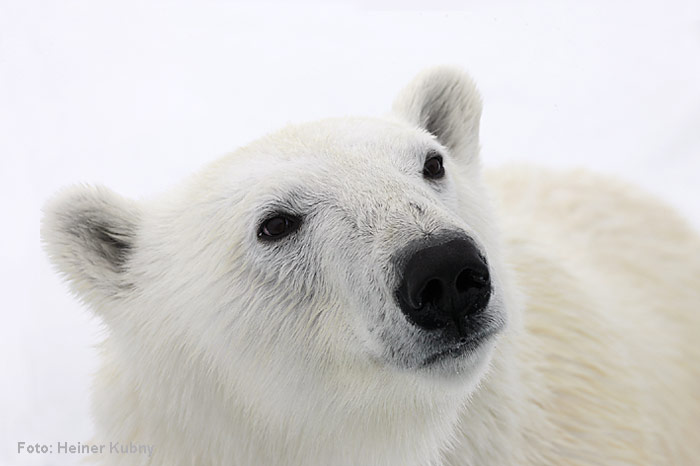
(94, 333, 523, 466)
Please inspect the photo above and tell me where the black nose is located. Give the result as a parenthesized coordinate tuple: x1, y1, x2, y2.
(396, 237, 491, 332)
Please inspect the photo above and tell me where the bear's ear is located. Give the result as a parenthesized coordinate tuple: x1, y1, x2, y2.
(392, 66, 482, 162)
(41, 185, 140, 307)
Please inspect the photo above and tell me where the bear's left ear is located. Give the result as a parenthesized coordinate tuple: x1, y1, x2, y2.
(41, 185, 141, 310)
(392, 66, 482, 162)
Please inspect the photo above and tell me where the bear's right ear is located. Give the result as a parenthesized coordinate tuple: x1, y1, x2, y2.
(392, 66, 482, 163)
(42, 185, 141, 307)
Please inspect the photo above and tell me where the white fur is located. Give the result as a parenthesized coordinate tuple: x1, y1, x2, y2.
(42, 67, 700, 465)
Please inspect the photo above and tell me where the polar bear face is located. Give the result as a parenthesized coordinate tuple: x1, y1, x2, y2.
(43, 68, 507, 437)
(211, 116, 505, 373)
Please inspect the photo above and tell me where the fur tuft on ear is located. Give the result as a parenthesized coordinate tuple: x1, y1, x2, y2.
(392, 66, 482, 161)
(41, 185, 141, 307)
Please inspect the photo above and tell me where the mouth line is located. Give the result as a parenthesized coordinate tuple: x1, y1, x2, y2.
(420, 325, 502, 367)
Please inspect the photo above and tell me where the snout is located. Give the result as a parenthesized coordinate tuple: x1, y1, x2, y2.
(396, 235, 491, 336)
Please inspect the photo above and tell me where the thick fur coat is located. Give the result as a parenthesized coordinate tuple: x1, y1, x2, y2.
(42, 67, 700, 465)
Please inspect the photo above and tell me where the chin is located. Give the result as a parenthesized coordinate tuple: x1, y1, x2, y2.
(418, 330, 501, 388)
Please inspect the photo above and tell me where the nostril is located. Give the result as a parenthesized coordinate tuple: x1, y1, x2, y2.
(455, 268, 490, 293)
(418, 279, 443, 308)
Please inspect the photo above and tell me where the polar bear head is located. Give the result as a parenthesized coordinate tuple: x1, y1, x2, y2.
(43, 67, 508, 464)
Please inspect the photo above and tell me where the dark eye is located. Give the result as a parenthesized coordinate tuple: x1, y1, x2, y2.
(423, 152, 445, 179)
(258, 214, 300, 241)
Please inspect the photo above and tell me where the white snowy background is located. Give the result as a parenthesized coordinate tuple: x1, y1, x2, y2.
(1, 0, 699, 465)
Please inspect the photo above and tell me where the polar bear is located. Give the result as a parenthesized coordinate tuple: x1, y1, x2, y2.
(42, 67, 700, 466)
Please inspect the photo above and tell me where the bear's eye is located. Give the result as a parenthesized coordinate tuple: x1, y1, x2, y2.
(258, 214, 300, 241)
(423, 152, 445, 180)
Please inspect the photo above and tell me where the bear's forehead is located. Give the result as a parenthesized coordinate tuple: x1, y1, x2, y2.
(237, 117, 439, 165)
(199, 117, 444, 203)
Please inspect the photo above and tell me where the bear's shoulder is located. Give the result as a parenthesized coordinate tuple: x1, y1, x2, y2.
(486, 165, 699, 268)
